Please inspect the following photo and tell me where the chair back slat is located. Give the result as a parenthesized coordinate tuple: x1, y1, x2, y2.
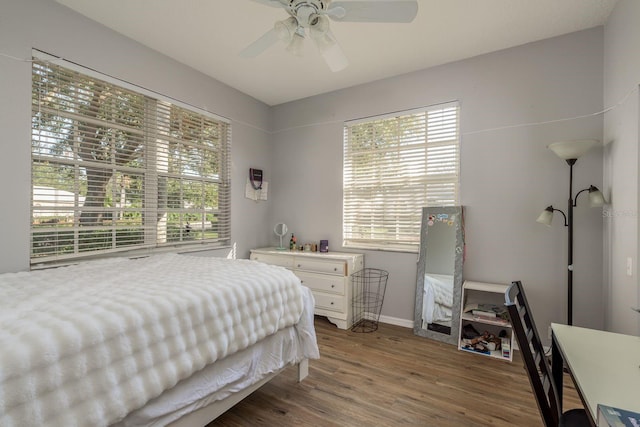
(533, 351, 542, 368)
(526, 327, 534, 343)
(505, 281, 562, 427)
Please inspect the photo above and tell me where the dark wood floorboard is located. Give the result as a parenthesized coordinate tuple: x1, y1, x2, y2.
(207, 316, 583, 426)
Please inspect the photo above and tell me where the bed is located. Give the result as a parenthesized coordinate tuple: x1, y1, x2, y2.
(421, 273, 454, 327)
(0, 253, 319, 427)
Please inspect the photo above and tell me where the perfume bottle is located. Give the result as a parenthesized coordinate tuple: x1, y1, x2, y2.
(289, 233, 296, 250)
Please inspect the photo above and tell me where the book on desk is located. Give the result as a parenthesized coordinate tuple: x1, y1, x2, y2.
(598, 404, 640, 427)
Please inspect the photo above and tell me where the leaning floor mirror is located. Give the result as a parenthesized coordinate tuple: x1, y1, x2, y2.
(413, 206, 465, 345)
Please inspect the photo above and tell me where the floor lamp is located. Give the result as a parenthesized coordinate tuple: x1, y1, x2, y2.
(536, 139, 606, 326)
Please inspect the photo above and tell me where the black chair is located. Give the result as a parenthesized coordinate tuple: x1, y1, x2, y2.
(505, 281, 590, 427)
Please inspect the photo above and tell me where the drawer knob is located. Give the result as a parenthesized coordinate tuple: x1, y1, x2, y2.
(334, 267, 337, 271)
(331, 285, 335, 288)
(330, 302, 334, 305)
(297, 264, 301, 268)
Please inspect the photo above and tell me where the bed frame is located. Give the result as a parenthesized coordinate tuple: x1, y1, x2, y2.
(166, 359, 309, 426)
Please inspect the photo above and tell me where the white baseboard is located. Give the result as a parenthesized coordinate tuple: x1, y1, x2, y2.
(378, 315, 414, 329)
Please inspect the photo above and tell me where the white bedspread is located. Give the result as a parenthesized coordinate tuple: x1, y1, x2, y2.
(0, 254, 305, 427)
(114, 286, 319, 427)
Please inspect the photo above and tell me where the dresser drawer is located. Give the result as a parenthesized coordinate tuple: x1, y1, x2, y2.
(295, 258, 345, 275)
(296, 271, 345, 295)
(313, 292, 344, 313)
(250, 248, 364, 330)
(250, 253, 294, 269)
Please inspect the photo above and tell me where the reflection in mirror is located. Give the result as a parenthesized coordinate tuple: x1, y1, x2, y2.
(414, 206, 464, 345)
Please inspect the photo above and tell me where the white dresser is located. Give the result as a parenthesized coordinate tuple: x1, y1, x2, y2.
(250, 247, 364, 329)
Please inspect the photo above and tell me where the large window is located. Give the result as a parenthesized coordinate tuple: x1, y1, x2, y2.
(31, 58, 231, 264)
(343, 102, 460, 252)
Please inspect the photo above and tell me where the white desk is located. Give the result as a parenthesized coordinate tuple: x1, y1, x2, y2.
(551, 323, 640, 425)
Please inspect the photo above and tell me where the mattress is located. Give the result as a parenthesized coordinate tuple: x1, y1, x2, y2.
(0, 253, 310, 427)
(114, 286, 318, 427)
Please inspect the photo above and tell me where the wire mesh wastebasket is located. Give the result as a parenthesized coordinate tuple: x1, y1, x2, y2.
(351, 268, 389, 333)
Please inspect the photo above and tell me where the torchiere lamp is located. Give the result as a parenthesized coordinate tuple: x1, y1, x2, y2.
(536, 139, 606, 326)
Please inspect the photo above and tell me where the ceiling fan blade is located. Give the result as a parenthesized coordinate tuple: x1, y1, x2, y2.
(248, 0, 286, 8)
(239, 27, 282, 58)
(328, 0, 418, 23)
(311, 28, 348, 72)
(322, 42, 349, 72)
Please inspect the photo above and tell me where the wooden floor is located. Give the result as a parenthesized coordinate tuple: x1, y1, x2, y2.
(208, 316, 583, 426)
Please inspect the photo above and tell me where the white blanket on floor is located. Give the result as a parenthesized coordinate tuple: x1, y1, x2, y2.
(0, 254, 304, 427)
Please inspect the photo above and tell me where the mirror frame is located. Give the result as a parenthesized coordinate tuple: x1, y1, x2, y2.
(413, 206, 464, 345)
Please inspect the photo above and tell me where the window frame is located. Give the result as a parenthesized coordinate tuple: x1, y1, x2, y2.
(342, 101, 460, 253)
(30, 51, 231, 265)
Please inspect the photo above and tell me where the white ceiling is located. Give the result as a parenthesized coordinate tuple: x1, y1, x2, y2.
(55, 0, 618, 106)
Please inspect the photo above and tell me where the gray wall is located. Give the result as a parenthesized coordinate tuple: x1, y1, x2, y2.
(271, 28, 605, 334)
(1, 0, 620, 339)
(603, 0, 640, 335)
(0, 0, 274, 273)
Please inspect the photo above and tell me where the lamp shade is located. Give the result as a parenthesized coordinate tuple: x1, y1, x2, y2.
(588, 186, 607, 207)
(547, 139, 599, 160)
(536, 206, 554, 226)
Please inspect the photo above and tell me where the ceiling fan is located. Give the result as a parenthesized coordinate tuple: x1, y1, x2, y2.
(240, 0, 419, 72)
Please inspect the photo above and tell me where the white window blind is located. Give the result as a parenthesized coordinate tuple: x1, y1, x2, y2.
(343, 102, 460, 252)
(31, 59, 231, 264)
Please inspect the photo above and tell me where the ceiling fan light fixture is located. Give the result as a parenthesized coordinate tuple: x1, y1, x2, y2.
(310, 28, 348, 72)
(311, 29, 334, 51)
(274, 16, 298, 41)
(286, 31, 306, 56)
(310, 14, 330, 35)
